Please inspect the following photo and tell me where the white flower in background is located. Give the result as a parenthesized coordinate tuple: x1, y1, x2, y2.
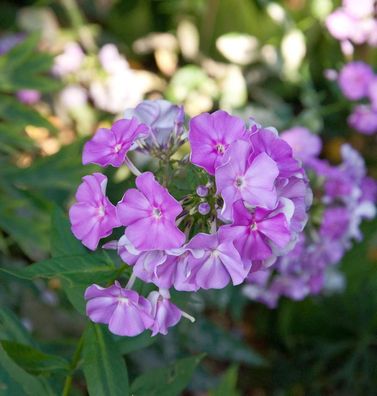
(52, 42, 85, 77)
(90, 44, 144, 114)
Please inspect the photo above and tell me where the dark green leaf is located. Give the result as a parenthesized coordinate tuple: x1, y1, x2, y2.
(0, 94, 56, 131)
(0, 253, 115, 282)
(210, 365, 239, 396)
(50, 206, 86, 258)
(181, 319, 266, 366)
(115, 331, 156, 355)
(83, 323, 129, 396)
(0, 340, 69, 375)
(0, 344, 55, 396)
(0, 308, 35, 347)
(130, 354, 204, 396)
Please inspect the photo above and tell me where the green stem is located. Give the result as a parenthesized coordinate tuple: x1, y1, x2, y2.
(60, 0, 97, 53)
(61, 333, 85, 396)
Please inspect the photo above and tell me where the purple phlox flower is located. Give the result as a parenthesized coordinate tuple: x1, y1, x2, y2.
(189, 110, 246, 175)
(320, 207, 350, 240)
(243, 270, 279, 308)
(125, 99, 185, 148)
(338, 62, 374, 100)
(83, 118, 149, 167)
(85, 282, 154, 336)
(215, 140, 279, 221)
(348, 105, 377, 135)
(185, 229, 251, 289)
(249, 128, 301, 178)
(221, 200, 291, 263)
(69, 173, 119, 250)
(117, 172, 185, 251)
(280, 127, 322, 163)
(16, 89, 41, 105)
(147, 290, 182, 336)
(361, 177, 377, 203)
(340, 144, 366, 182)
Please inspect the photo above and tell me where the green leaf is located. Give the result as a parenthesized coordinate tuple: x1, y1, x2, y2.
(115, 331, 156, 355)
(0, 344, 55, 396)
(210, 365, 239, 396)
(0, 253, 115, 282)
(0, 340, 69, 375)
(50, 206, 86, 258)
(0, 308, 35, 347)
(83, 323, 129, 396)
(180, 318, 266, 367)
(0, 94, 56, 132)
(130, 354, 204, 396)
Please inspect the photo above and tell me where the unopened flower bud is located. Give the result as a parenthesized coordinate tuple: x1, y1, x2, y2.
(198, 202, 210, 215)
(196, 185, 208, 197)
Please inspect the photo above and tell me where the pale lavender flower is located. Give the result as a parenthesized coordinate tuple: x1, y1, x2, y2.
(147, 290, 182, 336)
(185, 230, 250, 289)
(125, 99, 185, 148)
(196, 185, 209, 197)
(85, 282, 153, 336)
(198, 202, 211, 215)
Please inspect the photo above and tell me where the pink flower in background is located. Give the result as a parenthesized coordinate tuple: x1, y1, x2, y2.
(348, 105, 377, 135)
(281, 127, 322, 163)
(215, 141, 279, 220)
(147, 291, 182, 336)
(117, 172, 185, 251)
(85, 283, 153, 336)
(69, 173, 119, 250)
(186, 230, 250, 289)
(343, 0, 375, 19)
(222, 200, 291, 263)
(325, 9, 355, 42)
(189, 110, 246, 175)
(82, 118, 149, 167)
(338, 62, 374, 100)
(16, 89, 41, 105)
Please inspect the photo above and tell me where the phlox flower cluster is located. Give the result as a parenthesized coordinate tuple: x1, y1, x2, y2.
(336, 62, 377, 135)
(326, 0, 377, 53)
(69, 99, 312, 336)
(244, 127, 377, 308)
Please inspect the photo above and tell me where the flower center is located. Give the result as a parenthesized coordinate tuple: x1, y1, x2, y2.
(235, 176, 244, 188)
(97, 205, 105, 218)
(215, 143, 226, 154)
(152, 207, 162, 219)
(250, 221, 258, 231)
(114, 143, 122, 153)
(211, 249, 220, 258)
(117, 296, 130, 305)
